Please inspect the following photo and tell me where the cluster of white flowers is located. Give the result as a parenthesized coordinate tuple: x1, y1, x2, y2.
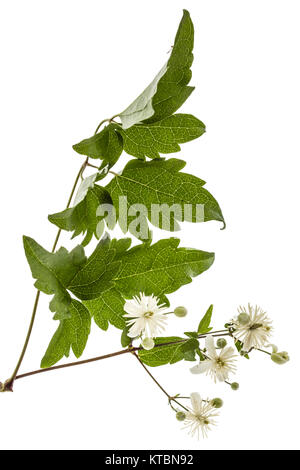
(123, 294, 289, 439)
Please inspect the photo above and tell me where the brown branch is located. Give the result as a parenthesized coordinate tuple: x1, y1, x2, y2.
(132, 352, 170, 399)
(132, 352, 189, 413)
(14, 348, 136, 381)
(1, 329, 231, 390)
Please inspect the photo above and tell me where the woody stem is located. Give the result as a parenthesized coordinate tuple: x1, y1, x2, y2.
(2, 158, 89, 392)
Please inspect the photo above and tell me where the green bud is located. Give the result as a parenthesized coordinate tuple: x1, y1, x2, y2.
(210, 398, 223, 409)
(174, 306, 188, 318)
(176, 411, 186, 421)
(271, 351, 290, 365)
(141, 337, 155, 350)
(216, 338, 227, 349)
(237, 313, 250, 325)
(231, 382, 239, 391)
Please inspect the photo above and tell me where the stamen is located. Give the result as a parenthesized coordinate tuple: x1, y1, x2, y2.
(249, 323, 263, 330)
(144, 311, 154, 318)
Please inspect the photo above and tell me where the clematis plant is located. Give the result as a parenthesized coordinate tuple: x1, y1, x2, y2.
(0, 10, 289, 439)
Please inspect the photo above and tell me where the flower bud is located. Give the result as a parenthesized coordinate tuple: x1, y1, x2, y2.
(231, 382, 239, 391)
(210, 398, 223, 409)
(237, 313, 250, 325)
(176, 411, 186, 421)
(216, 338, 227, 349)
(141, 337, 155, 350)
(271, 351, 290, 365)
(174, 306, 188, 318)
(266, 344, 278, 354)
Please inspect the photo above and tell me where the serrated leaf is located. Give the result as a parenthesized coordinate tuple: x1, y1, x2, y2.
(48, 183, 112, 247)
(106, 158, 224, 239)
(68, 236, 131, 300)
(119, 10, 194, 129)
(26, 233, 212, 326)
(113, 237, 214, 300)
(73, 124, 123, 166)
(23, 236, 87, 319)
(84, 288, 126, 331)
(138, 336, 186, 367)
(24, 235, 131, 316)
(118, 114, 205, 160)
(41, 299, 91, 368)
(198, 304, 213, 334)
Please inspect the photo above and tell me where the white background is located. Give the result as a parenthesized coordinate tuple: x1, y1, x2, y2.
(0, 0, 299, 451)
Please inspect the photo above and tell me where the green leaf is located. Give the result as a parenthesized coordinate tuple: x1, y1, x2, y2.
(48, 183, 113, 247)
(118, 114, 205, 160)
(119, 10, 194, 129)
(113, 237, 214, 300)
(68, 236, 131, 301)
(106, 158, 224, 238)
(25, 234, 212, 327)
(73, 124, 123, 165)
(183, 349, 197, 361)
(184, 331, 199, 339)
(121, 326, 132, 348)
(23, 235, 131, 316)
(197, 349, 207, 361)
(84, 288, 126, 331)
(181, 338, 199, 353)
(197, 304, 213, 334)
(138, 336, 186, 367)
(23, 236, 87, 319)
(73, 173, 98, 204)
(41, 299, 91, 368)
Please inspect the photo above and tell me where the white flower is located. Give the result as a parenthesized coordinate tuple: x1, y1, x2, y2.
(124, 293, 167, 342)
(190, 336, 237, 383)
(232, 304, 273, 352)
(183, 392, 219, 439)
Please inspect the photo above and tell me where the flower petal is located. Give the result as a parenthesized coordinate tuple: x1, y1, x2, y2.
(220, 346, 237, 360)
(190, 360, 212, 374)
(205, 336, 217, 358)
(127, 318, 145, 338)
(190, 392, 202, 414)
(124, 300, 142, 316)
